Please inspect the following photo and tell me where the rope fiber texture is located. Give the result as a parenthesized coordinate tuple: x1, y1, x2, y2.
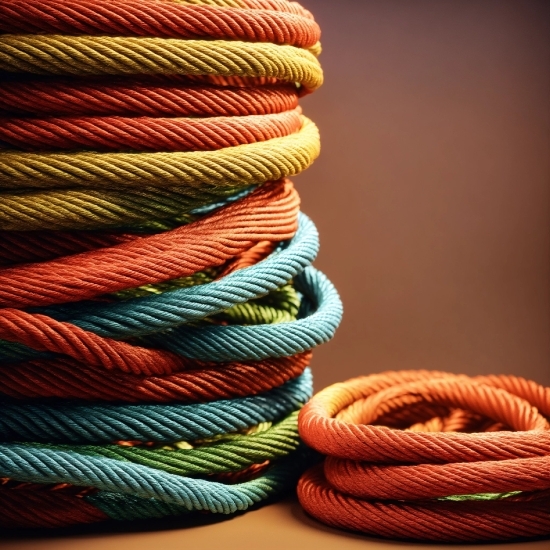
(297, 371, 550, 542)
(0, 0, 342, 530)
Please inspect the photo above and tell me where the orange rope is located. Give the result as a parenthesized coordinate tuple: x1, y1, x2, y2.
(297, 371, 550, 542)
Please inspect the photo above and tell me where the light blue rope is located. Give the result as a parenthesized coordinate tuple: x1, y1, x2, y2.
(0, 369, 312, 443)
(144, 267, 342, 361)
(0, 213, 322, 364)
(0, 444, 309, 516)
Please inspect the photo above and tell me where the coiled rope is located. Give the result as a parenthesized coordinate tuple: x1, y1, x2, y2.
(297, 371, 550, 542)
(0, 0, 343, 529)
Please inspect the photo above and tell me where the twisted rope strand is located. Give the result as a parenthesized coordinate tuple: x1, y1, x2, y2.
(298, 465, 550, 543)
(29, 411, 301, 477)
(0, 35, 323, 91)
(0, 0, 319, 48)
(0, 267, 341, 364)
(0, 369, 313, 443)
(0, 116, 319, 189)
(0, 352, 311, 402)
(0, 183, 243, 231)
(0, 180, 300, 307)
(0, 80, 299, 117)
(0, 0, 320, 48)
(0, 109, 302, 152)
(297, 371, 550, 542)
(0, 214, 320, 365)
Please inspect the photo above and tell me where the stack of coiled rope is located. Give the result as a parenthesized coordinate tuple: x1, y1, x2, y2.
(0, 0, 342, 528)
(298, 371, 550, 542)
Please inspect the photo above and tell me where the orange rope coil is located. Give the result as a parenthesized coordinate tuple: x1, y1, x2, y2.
(297, 371, 550, 542)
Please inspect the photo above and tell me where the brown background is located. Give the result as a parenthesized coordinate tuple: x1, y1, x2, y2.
(2, 0, 549, 548)
(297, 0, 550, 391)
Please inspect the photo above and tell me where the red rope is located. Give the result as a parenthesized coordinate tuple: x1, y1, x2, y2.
(297, 371, 550, 542)
(0, 352, 311, 402)
(0, 109, 302, 152)
(299, 466, 550, 543)
(0, 0, 320, 47)
(0, 180, 299, 308)
(0, 80, 299, 117)
(0, 484, 106, 529)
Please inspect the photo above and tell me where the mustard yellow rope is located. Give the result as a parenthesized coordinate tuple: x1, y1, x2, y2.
(0, 35, 322, 89)
(0, 117, 319, 190)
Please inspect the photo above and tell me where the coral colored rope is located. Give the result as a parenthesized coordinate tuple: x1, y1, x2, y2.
(297, 371, 550, 542)
(0, 352, 311, 402)
(0, 180, 299, 308)
(0, 80, 299, 117)
(0, 110, 302, 152)
(0, 79, 299, 117)
(0, 117, 319, 189)
(0, 0, 320, 48)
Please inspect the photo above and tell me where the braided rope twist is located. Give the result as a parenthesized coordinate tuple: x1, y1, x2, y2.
(20, 410, 303, 477)
(0, 80, 299, 117)
(0, 35, 323, 90)
(0, 213, 320, 365)
(0, 448, 310, 527)
(0, 0, 320, 48)
(0, 368, 312, 443)
(0, 180, 300, 308)
(297, 371, 550, 542)
(0, 352, 311, 402)
(0, 109, 303, 152)
(0, 265, 341, 364)
(0, 116, 319, 189)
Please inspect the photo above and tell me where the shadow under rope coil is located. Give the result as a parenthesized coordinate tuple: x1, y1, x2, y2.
(0, 0, 343, 529)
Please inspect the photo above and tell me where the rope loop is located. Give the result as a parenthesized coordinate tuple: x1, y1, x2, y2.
(297, 371, 550, 542)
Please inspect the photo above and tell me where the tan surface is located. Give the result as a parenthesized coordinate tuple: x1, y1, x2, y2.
(2, 0, 549, 548)
(2, 497, 550, 550)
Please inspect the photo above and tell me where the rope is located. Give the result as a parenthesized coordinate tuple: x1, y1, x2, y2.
(0, 449, 310, 528)
(0, 0, 343, 529)
(0, 109, 303, 152)
(18, 410, 303, 477)
(0, 80, 299, 117)
(0, 369, 312, 444)
(0, 0, 320, 48)
(0, 352, 311, 402)
(0, 180, 300, 308)
(297, 371, 550, 542)
(0, 117, 319, 189)
(0, 35, 323, 91)
(0, 266, 341, 365)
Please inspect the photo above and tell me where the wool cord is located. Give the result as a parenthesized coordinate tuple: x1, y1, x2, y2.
(297, 371, 550, 542)
(0, 0, 344, 529)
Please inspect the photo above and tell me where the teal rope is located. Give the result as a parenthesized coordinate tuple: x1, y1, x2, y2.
(86, 449, 312, 521)
(0, 212, 321, 363)
(0, 369, 312, 444)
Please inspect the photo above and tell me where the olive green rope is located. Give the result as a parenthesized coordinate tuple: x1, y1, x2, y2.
(28, 411, 301, 477)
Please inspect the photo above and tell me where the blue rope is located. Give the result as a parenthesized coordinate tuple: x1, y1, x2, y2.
(0, 213, 322, 364)
(0, 444, 309, 516)
(0, 369, 312, 443)
(144, 267, 342, 361)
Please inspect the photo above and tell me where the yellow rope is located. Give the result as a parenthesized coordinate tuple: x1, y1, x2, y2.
(0, 116, 319, 190)
(0, 35, 323, 89)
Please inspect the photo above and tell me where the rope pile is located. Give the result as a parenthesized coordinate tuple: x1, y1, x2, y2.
(298, 371, 550, 542)
(0, 0, 342, 528)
